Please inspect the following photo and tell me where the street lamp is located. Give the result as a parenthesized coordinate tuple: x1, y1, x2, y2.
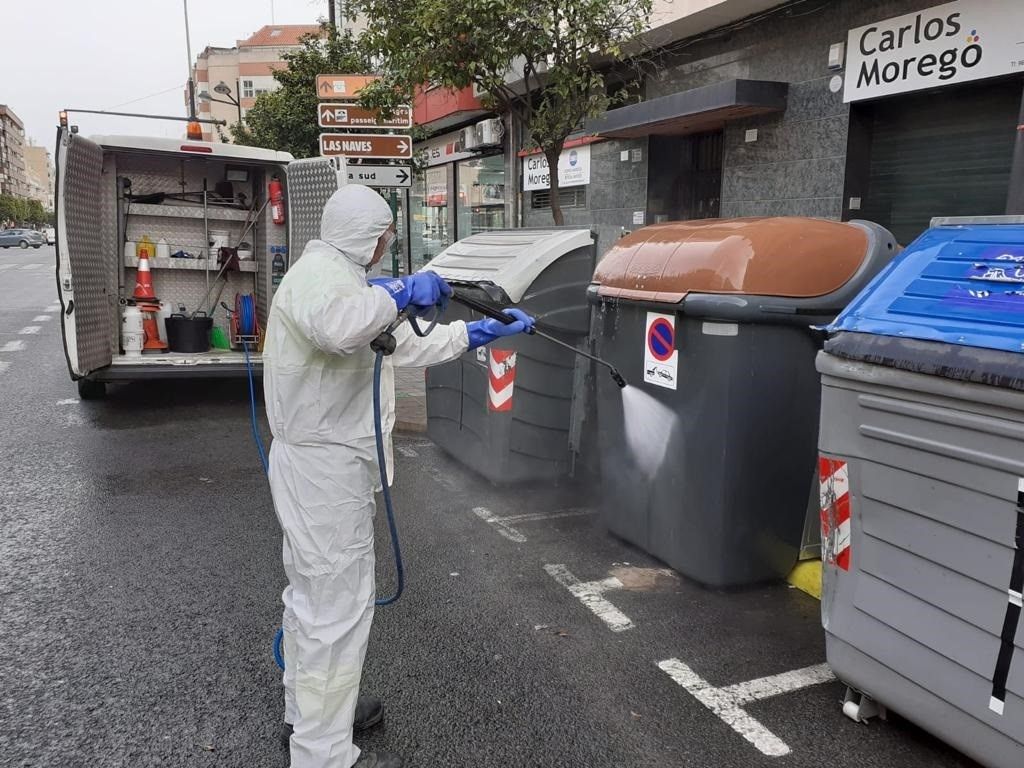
(198, 81, 242, 124)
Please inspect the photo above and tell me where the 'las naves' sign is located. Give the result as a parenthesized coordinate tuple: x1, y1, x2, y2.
(844, 0, 1024, 102)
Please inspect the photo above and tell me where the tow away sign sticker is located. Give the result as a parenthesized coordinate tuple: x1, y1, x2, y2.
(644, 312, 677, 390)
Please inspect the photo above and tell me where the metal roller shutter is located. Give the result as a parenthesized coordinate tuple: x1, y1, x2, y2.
(860, 79, 1022, 245)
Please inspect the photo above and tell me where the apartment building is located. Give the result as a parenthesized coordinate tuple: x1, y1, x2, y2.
(190, 24, 323, 141)
(24, 143, 55, 210)
(0, 105, 28, 198)
(409, 0, 1024, 268)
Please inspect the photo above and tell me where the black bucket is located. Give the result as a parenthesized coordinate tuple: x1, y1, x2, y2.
(165, 313, 212, 353)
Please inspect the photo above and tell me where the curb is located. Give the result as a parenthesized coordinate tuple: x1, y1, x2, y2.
(394, 420, 427, 434)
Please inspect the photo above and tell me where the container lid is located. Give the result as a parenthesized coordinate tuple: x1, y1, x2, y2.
(830, 221, 1024, 354)
(422, 229, 594, 302)
(592, 217, 869, 303)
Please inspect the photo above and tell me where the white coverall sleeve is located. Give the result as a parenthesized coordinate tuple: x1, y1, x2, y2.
(288, 284, 398, 356)
(389, 319, 470, 368)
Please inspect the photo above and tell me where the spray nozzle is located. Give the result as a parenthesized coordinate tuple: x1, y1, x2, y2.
(610, 368, 627, 389)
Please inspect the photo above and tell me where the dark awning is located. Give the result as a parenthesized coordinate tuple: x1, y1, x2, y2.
(585, 79, 788, 138)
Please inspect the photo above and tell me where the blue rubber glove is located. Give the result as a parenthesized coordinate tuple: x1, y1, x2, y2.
(467, 308, 536, 349)
(369, 271, 452, 313)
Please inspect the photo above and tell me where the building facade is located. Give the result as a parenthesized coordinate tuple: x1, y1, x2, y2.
(24, 143, 54, 211)
(190, 24, 322, 141)
(408, 0, 1024, 268)
(0, 105, 28, 198)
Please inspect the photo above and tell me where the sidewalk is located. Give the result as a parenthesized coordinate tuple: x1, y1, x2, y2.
(394, 367, 427, 432)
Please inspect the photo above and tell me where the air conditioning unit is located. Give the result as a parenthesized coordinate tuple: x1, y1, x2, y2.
(461, 125, 480, 150)
(477, 118, 504, 147)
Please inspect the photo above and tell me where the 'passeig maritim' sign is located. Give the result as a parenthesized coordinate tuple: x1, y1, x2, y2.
(844, 0, 1024, 103)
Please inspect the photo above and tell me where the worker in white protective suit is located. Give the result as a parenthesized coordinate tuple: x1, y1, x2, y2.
(263, 184, 534, 768)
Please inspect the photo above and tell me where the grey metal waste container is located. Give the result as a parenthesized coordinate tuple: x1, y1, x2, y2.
(423, 228, 596, 483)
(587, 217, 897, 587)
(819, 216, 1024, 768)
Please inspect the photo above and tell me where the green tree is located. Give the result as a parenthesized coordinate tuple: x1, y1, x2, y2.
(353, 0, 651, 224)
(0, 194, 30, 225)
(230, 24, 373, 158)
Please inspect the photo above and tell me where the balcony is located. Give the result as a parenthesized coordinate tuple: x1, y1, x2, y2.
(413, 86, 490, 132)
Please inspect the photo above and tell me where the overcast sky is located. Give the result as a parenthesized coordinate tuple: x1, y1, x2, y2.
(3, 0, 328, 150)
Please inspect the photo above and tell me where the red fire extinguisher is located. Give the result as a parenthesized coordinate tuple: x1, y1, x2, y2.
(269, 176, 285, 225)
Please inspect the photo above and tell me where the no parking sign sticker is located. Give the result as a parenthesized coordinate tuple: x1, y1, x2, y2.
(644, 312, 678, 390)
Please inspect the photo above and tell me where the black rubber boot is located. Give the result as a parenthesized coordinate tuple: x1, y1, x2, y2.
(281, 694, 385, 747)
(354, 752, 402, 767)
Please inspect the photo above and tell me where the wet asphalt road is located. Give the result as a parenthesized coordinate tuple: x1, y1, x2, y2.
(0, 245, 975, 767)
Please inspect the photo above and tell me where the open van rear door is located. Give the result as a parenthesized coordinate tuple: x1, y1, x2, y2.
(286, 157, 342, 264)
(55, 127, 112, 378)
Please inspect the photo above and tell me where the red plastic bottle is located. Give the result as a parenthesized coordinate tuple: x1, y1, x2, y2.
(269, 176, 285, 225)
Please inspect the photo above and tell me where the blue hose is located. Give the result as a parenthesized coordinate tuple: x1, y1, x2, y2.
(243, 333, 404, 670)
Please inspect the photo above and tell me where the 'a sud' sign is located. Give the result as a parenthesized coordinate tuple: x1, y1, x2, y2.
(844, 0, 1024, 103)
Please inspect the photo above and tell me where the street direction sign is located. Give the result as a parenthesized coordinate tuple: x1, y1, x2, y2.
(316, 74, 378, 99)
(319, 133, 414, 160)
(347, 165, 412, 188)
(317, 103, 412, 129)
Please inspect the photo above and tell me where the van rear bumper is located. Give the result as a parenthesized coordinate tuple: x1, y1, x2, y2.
(85, 352, 262, 381)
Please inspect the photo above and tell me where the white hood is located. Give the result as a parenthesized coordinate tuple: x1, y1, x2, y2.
(318, 184, 394, 268)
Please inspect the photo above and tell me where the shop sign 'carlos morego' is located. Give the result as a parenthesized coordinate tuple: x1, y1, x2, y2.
(843, 0, 1024, 103)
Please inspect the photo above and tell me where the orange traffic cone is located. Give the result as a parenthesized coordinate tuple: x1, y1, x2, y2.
(134, 251, 158, 302)
(141, 308, 168, 352)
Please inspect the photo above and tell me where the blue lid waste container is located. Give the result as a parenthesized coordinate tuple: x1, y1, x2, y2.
(422, 229, 596, 483)
(818, 216, 1024, 768)
(587, 217, 898, 587)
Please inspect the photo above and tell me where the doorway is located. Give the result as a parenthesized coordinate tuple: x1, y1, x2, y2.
(647, 130, 724, 223)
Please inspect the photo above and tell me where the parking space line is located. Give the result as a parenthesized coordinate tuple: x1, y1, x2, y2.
(1, 340, 26, 352)
(19, 326, 41, 335)
(33, 315, 51, 322)
(657, 659, 835, 757)
(475, 507, 593, 543)
(544, 564, 635, 632)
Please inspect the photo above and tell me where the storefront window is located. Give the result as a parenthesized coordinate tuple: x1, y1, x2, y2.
(410, 165, 450, 270)
(456, 155, 505, 237)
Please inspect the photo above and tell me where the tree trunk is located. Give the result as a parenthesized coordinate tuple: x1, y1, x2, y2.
(545, 144, 565, 225)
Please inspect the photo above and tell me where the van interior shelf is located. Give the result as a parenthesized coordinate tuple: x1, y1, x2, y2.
(124, 255, 258, 273)
(128, 202, 251, 222)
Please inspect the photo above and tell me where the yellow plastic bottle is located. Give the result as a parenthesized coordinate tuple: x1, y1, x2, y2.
(136, 235, 155, 260)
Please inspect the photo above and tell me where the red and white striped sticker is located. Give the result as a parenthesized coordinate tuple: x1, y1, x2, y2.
(488, 349, 517, 412)
(819, 456, 851, 571)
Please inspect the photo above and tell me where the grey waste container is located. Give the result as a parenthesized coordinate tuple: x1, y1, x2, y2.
(423, 228, 596, 483)
(819, 216, 1024, 768)
(587, 217, 897, 587)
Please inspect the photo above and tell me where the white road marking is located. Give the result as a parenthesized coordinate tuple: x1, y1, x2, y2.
(45, 304, 61, 312)
(20, 263, 44, 270)
(0, 361, 9, 375)
(657, 659, 835, 757)
(1, 340, 26, 352)
(19, 326, 41, 335)
(56, 398, 80, 406)
(474, 506, 593, 543)
(0, 264, 13, 271)
(396, 444, 419, 458)
(434, 474, 458, 492)
(544, 564, 634, 632)
(33, 315, 51, 322)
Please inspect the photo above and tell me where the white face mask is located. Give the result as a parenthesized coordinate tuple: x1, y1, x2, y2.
(379, 229, 397, 253)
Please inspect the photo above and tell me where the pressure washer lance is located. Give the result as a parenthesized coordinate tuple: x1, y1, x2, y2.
(449, 289, 627, 388)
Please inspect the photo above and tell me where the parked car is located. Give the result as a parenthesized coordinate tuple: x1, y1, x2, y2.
(44, 227, 55, 245)
(0, 228, 44, 249)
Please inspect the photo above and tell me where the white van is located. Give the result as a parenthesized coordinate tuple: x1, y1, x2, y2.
(54, 127, 342, 398)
